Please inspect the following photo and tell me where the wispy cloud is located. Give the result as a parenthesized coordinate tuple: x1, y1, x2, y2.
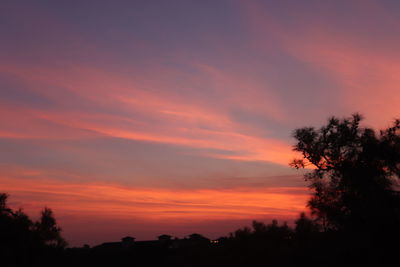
(0, 63, 296, 164)
(0, 175, 308, 245)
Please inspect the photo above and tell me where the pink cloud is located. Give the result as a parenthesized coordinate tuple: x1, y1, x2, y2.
(0, 63, 296, 165)
(241, 1, 400, 127)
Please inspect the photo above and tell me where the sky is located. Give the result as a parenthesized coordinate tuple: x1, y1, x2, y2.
(1, 0, 400, 246)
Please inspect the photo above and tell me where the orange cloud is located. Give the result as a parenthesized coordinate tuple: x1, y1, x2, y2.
(1, 176, 307, 221)
(0, 172, 309, 245)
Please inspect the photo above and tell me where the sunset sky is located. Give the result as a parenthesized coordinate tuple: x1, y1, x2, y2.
(1, 0, 400, 246)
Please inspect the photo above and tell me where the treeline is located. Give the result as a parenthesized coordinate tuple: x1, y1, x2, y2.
(0, 199, 397, 267)
(0, 193, 66, 266)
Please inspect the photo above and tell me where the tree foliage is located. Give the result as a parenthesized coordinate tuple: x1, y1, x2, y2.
(291, 114, 400, 232)
(35, 207, 67, 248)
(0, 193, 67, 263)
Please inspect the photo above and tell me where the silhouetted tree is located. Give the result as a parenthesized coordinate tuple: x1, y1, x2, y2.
(294, 212, 319, 235)
(0, 193, 12, 215)
(0, 193, 32, 246)
(0, 193, 67, 266)
(291, 114, 400, 265)
(291, 114, 400, 230)
(35, 207, 67, 248)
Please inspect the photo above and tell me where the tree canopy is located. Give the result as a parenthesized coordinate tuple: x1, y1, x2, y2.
(291, 114, 400, 232)
(0, 192, 67, 266)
